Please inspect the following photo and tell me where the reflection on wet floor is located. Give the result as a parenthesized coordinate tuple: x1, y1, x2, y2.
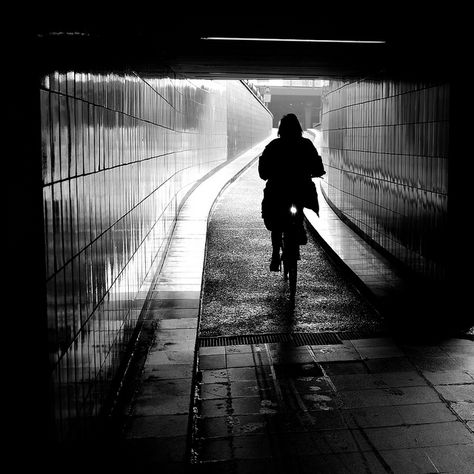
(192, 338, 474, 473)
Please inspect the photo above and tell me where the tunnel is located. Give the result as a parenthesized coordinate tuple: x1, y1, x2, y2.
(7, 10, 473, 474)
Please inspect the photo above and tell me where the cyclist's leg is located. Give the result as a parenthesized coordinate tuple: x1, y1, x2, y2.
(271, 230, 282, 252)
(270, 230, 282, 271)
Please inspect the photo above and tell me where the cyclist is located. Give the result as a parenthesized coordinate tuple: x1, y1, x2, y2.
(259, 113, 325, 271)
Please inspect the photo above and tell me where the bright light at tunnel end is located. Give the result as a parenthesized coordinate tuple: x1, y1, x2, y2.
(201, 37, 386, 44)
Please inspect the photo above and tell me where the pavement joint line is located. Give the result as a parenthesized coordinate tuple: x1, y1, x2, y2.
(408, 356, 474, 435)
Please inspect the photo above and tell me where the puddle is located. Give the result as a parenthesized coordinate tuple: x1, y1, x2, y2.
(260, 399, 278, 414)
(275, 363, 324, 377)
(303, 394, 332, 403)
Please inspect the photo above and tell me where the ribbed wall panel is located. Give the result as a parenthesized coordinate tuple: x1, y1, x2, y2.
(40, 72, 272, 441)
(321, 80, 449, 280)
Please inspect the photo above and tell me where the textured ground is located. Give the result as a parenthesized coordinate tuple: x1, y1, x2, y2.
(199, 162, 387, 337)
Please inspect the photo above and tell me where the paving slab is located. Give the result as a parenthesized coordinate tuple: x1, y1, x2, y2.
(421, 369, 474, 385)
(329, 371, 427, 391)
(338, 386, 441, 409)
(362, 421, 474, 451)
(435, 383, 474, 402)
(369, 447, 456, 474)
(192, 340, 474, 470)
(142, 363, 194, 380)
(132, 395, 191, 417)
(343, 403, 457, 428)
(450, 402, 474, 421)
(364, 357, 417, 373)
(125, 414, 189, 439)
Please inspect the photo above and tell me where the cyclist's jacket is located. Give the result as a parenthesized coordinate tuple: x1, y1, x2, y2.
(258, 136, 325, 230)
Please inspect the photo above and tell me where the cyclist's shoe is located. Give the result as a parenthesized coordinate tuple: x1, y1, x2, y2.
(270, 253, 281, 271)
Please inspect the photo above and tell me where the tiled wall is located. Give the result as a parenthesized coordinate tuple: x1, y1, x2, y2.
(40, 72, 272, 441)
(226, 80, 273, 158)
(321, 80, 449, 280)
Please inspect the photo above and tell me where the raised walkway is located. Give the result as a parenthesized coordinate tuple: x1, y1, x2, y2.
(114, 136, 275, 471)
(116, 133, 474, 473)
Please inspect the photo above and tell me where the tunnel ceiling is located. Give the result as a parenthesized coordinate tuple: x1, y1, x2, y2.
(30, 10, 465, 81)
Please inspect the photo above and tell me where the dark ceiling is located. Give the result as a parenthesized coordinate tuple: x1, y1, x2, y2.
(24, 9, 467, 81)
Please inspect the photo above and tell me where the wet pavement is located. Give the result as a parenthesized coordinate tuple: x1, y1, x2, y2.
(192, 337, 474, 473)
(200, 161, 385, 337)
(107, 136, 474, 473)
(190, 152, 474, 473)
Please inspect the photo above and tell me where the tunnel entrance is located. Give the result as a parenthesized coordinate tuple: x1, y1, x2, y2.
(34, 70, 467, 446)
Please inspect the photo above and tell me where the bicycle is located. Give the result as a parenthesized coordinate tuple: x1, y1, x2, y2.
(281, 203, 302, 301)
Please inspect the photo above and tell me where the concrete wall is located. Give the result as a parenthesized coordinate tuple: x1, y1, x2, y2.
(321, 79, 449, 281)
(40, 72, 272, 441)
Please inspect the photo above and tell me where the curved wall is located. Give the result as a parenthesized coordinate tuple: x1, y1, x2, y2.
(227, 80, 273, 158)
(40, 72, 272, 441)
(320, 79, 449, 281)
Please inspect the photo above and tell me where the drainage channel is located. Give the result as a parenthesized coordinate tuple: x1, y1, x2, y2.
(197, 330, 387, 347)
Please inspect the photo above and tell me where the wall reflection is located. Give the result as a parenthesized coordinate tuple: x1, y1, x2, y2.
(321, 80, 449, 280)
(41, 72, 272, 441)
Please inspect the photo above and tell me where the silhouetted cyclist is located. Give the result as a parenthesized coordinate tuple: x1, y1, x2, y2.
(259, 113, 325, 271)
